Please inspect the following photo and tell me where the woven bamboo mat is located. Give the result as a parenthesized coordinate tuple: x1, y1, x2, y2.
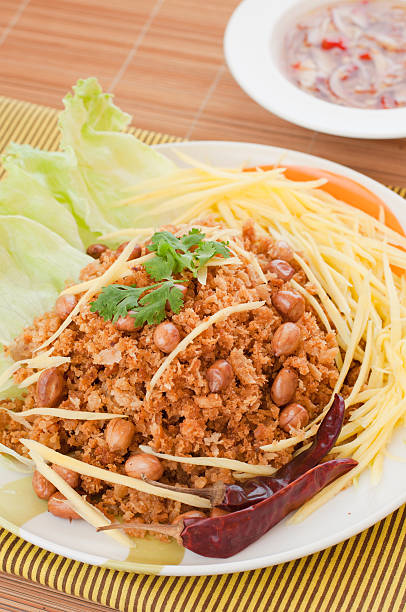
(0, 94, 405, 612)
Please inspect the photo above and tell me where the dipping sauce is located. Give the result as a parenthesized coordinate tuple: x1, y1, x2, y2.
(283, 1, 406, 109)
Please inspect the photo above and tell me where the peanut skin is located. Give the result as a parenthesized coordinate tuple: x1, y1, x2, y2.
(271, 368, 298, 406)
(270, 240, 294, 262)
(36, 367, 65, 408)
(272, 290, 305, 322)
(48, 492, 81, 520)
(52, 464, 80, 489)
(124, 453, 164, 480)
(266, 259, 295, 281)
(114, 311, 140, 332)
(153, 322, 180, 353)
(86, 243, 108, 259)
(271, 322, 301, 357)
(280, 403, 309, 432)
(55, 294, 77, 320)
(32, 470, 56, 500)
(206, 360, 234, 393)
(105, 419, 135, 453)
(116, 242, 142, 261)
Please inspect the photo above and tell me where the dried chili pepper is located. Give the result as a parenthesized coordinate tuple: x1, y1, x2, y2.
(145, 394, 346, 510)
(321, 37, 347, 51)
(219, 394, 345, 510)
(99, 458, 356, 558)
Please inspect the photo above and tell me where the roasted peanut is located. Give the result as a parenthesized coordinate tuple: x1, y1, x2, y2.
(270, 240, 294, 262)
(36, 367, 65, 407)
(271, 322, 301, 357)
(124, 453, 164, 480)
(270, 368, 298, 406)
(116, 242, 142, 261)
(86, 243, 108, 259)
(114, 311, 140, 332)
(48, 492, 81, 520)
(279, 403, 309, 432)
(32, 470, 56, 500)
(206, 359, 234, 393)
(172, 510, 207, 524)
(105, 419, 135, 453)
(266, 259, 295, 281)
(51, 464, 80, 489)
(153, 321, 180, 353)
(55, 294, 77, 321)
(272, 290, 305, 322)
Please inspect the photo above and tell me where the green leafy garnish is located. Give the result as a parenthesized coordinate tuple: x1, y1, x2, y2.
(90, 280, 186, 327)
(193, 240, 232, 268)
(144, 229, 232, 281)
(90, 229, 233, 328)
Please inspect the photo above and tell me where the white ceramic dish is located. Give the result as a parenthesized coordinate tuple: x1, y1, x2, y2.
(1, 141, 405, 576)
(224, 0, 406, 139)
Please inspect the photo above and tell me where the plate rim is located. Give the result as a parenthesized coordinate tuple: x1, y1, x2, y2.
(224, 0, 406, 139)
(1, 139, 405, 576)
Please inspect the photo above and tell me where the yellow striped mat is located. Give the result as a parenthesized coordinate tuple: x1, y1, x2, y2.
(0, 95, 405, 612)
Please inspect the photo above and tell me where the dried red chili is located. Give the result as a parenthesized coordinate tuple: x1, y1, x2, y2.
(219, 394, 345, 510)
(99, 458, 356, 558)
(147, 394, 346, 510)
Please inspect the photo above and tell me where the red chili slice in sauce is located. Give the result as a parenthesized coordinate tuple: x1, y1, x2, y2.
(321, 37, 347, 50)
(283, 1, 406, 109)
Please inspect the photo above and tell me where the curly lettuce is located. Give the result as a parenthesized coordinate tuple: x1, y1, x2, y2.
(0, 78, 175, 384)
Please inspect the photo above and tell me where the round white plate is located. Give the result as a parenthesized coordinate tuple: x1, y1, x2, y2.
(1, 141, 405, 576)
(224, 0, 406, 139)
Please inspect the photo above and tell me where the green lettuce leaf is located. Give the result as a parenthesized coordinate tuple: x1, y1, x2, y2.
(0, 215, 91, 345)
(59, 77, 176, 230)
(0, 347, 20, 400)
(2, 143, 114, 244)
(0, 78, 176, 398)
(0, 151, 85, 249)
(0, 78, 176, 244)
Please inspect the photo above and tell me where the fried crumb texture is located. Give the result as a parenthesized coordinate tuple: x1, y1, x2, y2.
(1, 220, 341, 529)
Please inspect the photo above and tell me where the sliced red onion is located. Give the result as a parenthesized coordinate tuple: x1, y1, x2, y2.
(331, 7, 358, 39)
(283, 1, 406, 109)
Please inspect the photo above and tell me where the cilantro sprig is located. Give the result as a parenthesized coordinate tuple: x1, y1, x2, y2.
(90, 228, 232, 328)
(90, 280, 186, 327)
(144, 229, 231, 281)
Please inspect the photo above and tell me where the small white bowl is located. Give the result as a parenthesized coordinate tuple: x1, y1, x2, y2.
(224, 0, 406, 139)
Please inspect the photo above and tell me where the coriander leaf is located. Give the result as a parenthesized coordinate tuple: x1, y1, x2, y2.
(144, 229, 232, 281)
(144, 240, 196, 280)
(167, 285, 185, 314)
(180, 228, 206, 250)
(133, 281, 185, 326)
(194, 240, 232, 268)
(144, 250, 175, 280)
(193, 242, 217, 268)
(90, 284, 146, 322)
(148, 231, 185, 253)
(90, 280, 187, 328)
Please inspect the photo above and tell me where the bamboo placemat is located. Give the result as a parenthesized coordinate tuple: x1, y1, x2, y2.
(0, 95, 405, 612)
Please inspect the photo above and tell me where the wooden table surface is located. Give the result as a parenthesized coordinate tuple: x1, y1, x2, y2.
(0, 0, 405, 610)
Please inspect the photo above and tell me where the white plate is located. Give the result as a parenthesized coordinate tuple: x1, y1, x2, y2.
(1, 141, 405, 576)
(224, 0, 406, 139)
